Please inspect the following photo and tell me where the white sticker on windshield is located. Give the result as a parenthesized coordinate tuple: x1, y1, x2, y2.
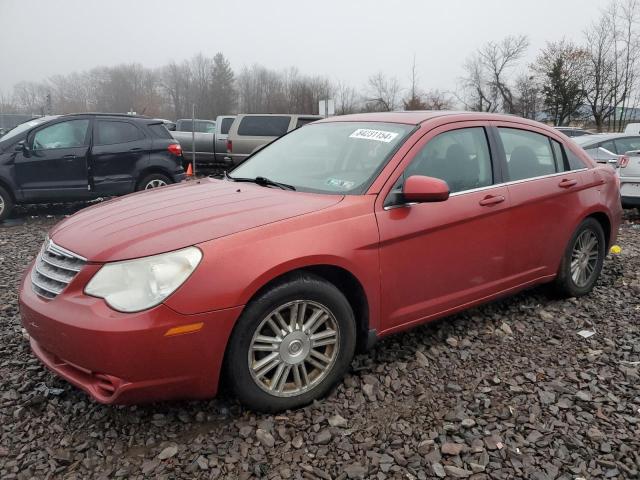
(349, 128, 399, 143)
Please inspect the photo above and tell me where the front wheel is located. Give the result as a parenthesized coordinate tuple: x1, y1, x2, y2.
(225, 273, 356, 412)
(0, 185, 14, 222)
(553, 218, 606, 297)
(136, 173, 172, 191)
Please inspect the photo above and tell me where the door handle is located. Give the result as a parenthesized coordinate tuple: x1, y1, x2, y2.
(63, 154, 76, 160)
(129, 147, 143, 152)
(558, 178, 577, 188)
(479, 195, 505, 206)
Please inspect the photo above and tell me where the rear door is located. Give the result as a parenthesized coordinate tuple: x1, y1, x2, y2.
(15, 118, 91, 201)
(494, 124, 587, 282)
(90, 119, 150, 195)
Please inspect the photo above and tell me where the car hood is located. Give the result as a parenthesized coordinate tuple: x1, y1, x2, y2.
(50, 178, 344, 262)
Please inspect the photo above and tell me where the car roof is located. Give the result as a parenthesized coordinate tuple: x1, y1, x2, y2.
(315, 110, 541, 126)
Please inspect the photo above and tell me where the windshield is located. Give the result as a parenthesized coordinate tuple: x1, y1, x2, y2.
(0, 116, 56, 144)
(231, 122, 414, 194)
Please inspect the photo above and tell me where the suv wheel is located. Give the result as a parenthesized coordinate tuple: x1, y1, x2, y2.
(553, 218, 606, 297)
(225, 273, 356, 412)
(137, 173, 171, 191)
(0, 186, 14, 222)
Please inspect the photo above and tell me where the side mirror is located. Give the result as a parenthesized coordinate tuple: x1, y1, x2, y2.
(15, 141, 30, 156)
(403, 175, 450, 203)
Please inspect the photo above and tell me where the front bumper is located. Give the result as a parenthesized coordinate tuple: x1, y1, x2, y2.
(19, 264, 242, 404)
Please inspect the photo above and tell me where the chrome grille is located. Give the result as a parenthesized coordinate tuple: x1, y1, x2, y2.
(31, 239, 86, 299)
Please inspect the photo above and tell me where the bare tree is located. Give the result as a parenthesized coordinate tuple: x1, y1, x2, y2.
(459, 54, 498, 112)
(582, 12, 620, 131)
(365, 72, 401, 111)
(479, 35, 530, 113)
(423, 89, 453, 110)
(335, 81, 360, 115)
(403, 55, 427, 110)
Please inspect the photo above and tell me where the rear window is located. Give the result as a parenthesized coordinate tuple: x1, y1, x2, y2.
(148, 123, 172, 139)
(96, 121, 143, 145)
(178, 120, 216, 133)
(237, 116, 290, 136)
(220, 117, 234, 135)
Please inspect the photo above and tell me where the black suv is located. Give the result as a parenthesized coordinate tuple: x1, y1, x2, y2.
(0, 113, 186, 220)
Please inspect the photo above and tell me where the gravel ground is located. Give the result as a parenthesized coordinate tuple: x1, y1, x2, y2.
(0, 205, 639, 480)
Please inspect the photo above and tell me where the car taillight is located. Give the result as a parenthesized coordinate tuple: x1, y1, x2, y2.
(618, 155, 629, 168)
(226, 140, 232, 153)
(168, 143, 182, 156)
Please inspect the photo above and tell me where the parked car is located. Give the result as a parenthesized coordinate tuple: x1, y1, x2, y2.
(20, 111, 621, 412)
(573, 133, 640, 160)
(623, 122, 640, 134)
(554, 126, 592, 137)
(578, 134, 640, 209)
(171, 116, 235, 167)
(226, 114, 321, 166)
(0, 113, 186, 221)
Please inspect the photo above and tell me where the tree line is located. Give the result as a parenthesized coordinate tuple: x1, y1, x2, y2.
(1, 0, 638, 132)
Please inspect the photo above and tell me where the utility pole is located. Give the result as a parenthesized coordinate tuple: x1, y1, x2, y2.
(191, 104, 196, 177)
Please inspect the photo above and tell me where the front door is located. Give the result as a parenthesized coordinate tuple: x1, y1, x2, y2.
(15, 118, 91, 201)
(376, 124, 511, 333)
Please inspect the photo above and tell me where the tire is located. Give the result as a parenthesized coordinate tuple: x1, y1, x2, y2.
(136, 173, 172, 191)
(225, 272, 356, 412)
(0, 185, 14, 222)
(553, 218, 606, 297)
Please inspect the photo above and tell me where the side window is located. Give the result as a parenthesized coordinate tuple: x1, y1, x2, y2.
(404, 127, 493, 193)
(220, 117, 234, 134)
(498, 128, 556, 181)
(600, 140, 616, 154)
(96, 121, 143, 145)
(237, 116, 291, 136)
(551, 139, 568, 172)
(566, 148, 587, 170)
(295, 118, 317, 129)
(32, 120, 89, 150)
(614, 137, 640, 155)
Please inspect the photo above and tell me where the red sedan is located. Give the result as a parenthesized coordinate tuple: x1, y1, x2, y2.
(20, 112, 622, 412)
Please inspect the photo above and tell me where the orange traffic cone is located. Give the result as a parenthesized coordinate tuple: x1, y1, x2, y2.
(186, 163, 193, 177)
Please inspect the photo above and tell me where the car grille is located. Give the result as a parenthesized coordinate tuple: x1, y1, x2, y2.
(31, 239, 86, 299)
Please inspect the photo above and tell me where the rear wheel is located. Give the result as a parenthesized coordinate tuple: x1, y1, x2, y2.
(136, 173, 171, 191)
(225, 273, 356, 412)
(553, 218, 606, 297)
(0, 186, 14, 222)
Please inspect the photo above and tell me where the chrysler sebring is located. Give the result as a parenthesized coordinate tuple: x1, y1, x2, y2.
(20, 112, 621, 412)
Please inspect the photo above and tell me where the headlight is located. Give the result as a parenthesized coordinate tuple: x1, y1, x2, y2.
(85, 247, 202, 312)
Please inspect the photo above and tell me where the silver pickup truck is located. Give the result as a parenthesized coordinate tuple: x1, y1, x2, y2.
(170, 115, 235, 167)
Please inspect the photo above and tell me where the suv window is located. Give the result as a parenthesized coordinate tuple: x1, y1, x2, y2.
(498, 128, 556, 181)
(32, 119, 90, 150)
(405, 127, 493, 193)
(96, 120, 143, 145)
(296, 118, 317, 129)
(147, 123, 172, 139)
(614, 136, 640, 155)
(237, 116, 290, 136)
(220, 118, 234, 135)
(178, 120, 216, 133)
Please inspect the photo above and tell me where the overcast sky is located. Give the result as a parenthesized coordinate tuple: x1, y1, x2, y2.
(0, 0, 607, 95)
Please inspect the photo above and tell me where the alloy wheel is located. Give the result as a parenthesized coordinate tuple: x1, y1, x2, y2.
(145, 179, 167, 189)
(570, 229, 600, 287)
(0, 194, 4, 216)
(248, 300, 340, 397)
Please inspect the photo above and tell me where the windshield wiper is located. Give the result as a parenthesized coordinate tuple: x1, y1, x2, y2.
(225, 172, 296, 191)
